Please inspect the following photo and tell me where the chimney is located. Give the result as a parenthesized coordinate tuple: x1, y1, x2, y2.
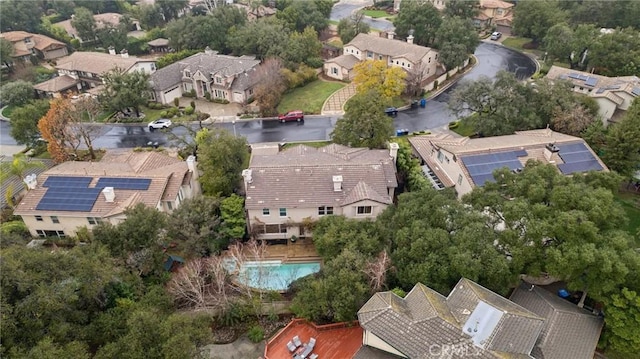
(242, 169, 253, 184)
(204, 46, 215, 55)
(387, 31, 395, 40)
(543, 143, 559, 161)
(102, 187, 115, 202)
(108, 46, 115, 55)
(120, 49, 128, 58)
(332, 175, 343, 192)
(407, 35, 414, 44)
(24, 174, 38, 190)
(389, 142, 399, 163)
(186, 155, 196, 172)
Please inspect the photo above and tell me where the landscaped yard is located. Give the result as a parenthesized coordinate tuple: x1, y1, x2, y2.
(1, 105, 16, 118)
(278, 80, 345, 115)
(502, 37, 544, 57)
(615, 191, 640, 246)
(450, 118, 477, 137)
(362, 9, 391, 18)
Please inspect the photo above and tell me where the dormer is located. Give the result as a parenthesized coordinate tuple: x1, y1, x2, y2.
(183, 69, 191, 78)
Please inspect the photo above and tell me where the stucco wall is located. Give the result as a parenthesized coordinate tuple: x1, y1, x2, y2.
(363, 331, 407, 358)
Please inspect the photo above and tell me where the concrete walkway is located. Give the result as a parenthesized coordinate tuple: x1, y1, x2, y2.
(321, 83, 356, 115)
(200, 336, 265, 359)
(178, 97, 245, 123)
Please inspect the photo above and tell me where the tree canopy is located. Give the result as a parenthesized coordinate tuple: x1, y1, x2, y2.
(196, 128, 250, 197)
(99, 68, 151, 117)
(435, 16, 479, 69)
(9, 100, 49, 148)
(337, 12, 370, 44)
(0, 80, 34, 107)
(353, 60, 406, 101)
(513, 0, 566, 43)
(393, 0, 442, 47)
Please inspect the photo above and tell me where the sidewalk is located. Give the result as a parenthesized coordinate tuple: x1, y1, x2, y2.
(321, 83, 356, 115)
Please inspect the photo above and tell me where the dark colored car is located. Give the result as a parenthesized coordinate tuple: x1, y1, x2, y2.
(278, 110, 304, 122)
(385, 107, 398, 117)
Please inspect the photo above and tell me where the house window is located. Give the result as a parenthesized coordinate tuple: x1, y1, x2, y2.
(357, 206, 372, 215)
(318, 206, 334, 215)
(35, 215, 43, 222)
(279, 208, 287, 217)
(332, 67, 338, 75)
(36, 230, 46, 238)
(408, 63, 411, 68)
(87, 217, 102, 225)
(367, 51, 373, 58)
(458, 174, 463, 185)
(150, 63, 156, 71)
(378, 55, 383, 60)
(215, 77, 222, 84)
(280, 226, 287, 234)
(166, 201, 173, 210)
(263, 208, 270, 216)
(437, 150, 444, 163)
(428, 57, 431, 63)
(36, 230, 66, 238)
(51, 216, 59, 224)
(496, 8, 503, 15)
(445, 156, 450, 164)
(184, 70, 191, 78)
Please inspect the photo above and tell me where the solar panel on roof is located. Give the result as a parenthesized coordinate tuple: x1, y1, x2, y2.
(578, 74, 589, 81)
(36, 187, 101, 212)
(560, 151, 596, 163)
(632, 87, 640, 96)
(558, 142, 589, 154)
(43, 176, 92, 188)
(471, 173, 496, 186)
(584, 77, 598, 87)
(96, 177, 152, 190)
(568, 73, 581, 79)
(558, 160, 603, 174)
(595, 88, 606, 94)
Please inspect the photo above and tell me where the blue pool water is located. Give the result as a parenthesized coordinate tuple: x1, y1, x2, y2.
(235, 261, 321, 291)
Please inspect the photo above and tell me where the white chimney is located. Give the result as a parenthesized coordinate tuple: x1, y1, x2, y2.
(407, 35, 414, 44)
(102, 187, 115, 202)
(332, 175, 343, 192)
(108, 46, 116, 55)
(242, 169, 253, 184)
(543, 143, 559, 161)
(389, 142, 399, 163)
(24, 174, 38, 190)
(186, 155, 196, 172)
(204, 46, 215, 55)
(120, 49, 129, 58)
(387, 31, 395, 40)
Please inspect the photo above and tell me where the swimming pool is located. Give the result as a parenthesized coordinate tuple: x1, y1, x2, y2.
(235, 260, 321, 291)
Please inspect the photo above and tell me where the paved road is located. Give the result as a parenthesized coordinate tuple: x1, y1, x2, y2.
(330, 0, 394, 31)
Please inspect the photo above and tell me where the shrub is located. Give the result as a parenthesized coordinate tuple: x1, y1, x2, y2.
(305, 57, 324, 69)
(184, 106, 194, 115)
(433, 80, 439, 90)
(204, 92, 211, 101)
(173, 98, 180, 107)
(168, 107, 179, 117)
(160, 110, 168, 117)
(190, 100, 195, 109)
(247, 325, 265, 343)
(448, 121, 459, 129)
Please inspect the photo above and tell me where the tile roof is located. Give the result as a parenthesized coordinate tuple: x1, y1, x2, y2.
(14, 151, 190, 218)
(352, 346, 403, 359)
(0, 31, 66, 54)
(150, 52, 261, 91)
(245, 144, 397, 210)
(147, 38, 169, 47)
(510, 282, 604, 359)
(55, 51, 152, 76)
(1, 158, 55, 208)
(347, 33, 435, 64)
(479, 0, 514, 9)
(53, 13, 124, 40)
(33, 75, 79, 93)
(358, 278, 546, 359)
(546, 65, 640, 101)
(325, 54, 360, 70)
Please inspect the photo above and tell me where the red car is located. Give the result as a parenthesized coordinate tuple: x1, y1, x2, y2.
(278, 110, 304, 122)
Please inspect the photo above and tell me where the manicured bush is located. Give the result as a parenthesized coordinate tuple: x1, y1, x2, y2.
(433, 80, 439, 90)
(190, 100, 195, 109)
(173, 98, 180, 107)
(204, 92, 211, 101)
(184, 106, 194, 115)
(247, 325, 264, 343)
(160, 110, 168, 117)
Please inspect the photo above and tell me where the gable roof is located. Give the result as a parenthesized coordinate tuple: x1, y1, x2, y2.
(0, 31, 66, 53)
(150, 52, 261, 91)
(245, 144, 397, 210)
(358, 279, 545, 359)
(54, 51, 152, 76)
(325, 54, 360, 70)
(546, 65, 640, 103)
(347, 33, 435, 64)
(479, 0, 514, 9)
(33, 75, 79, 93)
(14, 151, 190, 218)
(510, 282, 604, 359)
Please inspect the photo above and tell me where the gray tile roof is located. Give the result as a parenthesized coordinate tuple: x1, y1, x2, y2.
(150, 52, 260, 91)
(358, 278, 547, 359)
(347, 33, 435, 64)
(510, 282, 604, 359)
(245, 144, 397, 210)
(352, 346, 404, 359)
(325, 54, 360, 69)
(33, 75, 79, 93)
(1, 158, 54, 208)
(55, 51, 151, 76)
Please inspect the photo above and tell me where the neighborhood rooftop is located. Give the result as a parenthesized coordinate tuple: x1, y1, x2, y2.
(54, 51, 151, 75)
(348, 33, 434, 63)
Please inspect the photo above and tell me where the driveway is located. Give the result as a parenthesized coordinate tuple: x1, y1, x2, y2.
(321, 83, 356, 115)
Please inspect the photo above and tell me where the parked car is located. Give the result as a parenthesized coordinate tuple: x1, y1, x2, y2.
(278, 110, 304, 123)
(385, 107, 398, 117)
(148, 118, 172, 130)
(490, 32, 502, 40)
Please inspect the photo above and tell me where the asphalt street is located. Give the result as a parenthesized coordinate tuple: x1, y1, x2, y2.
(329, 0, 395, 31)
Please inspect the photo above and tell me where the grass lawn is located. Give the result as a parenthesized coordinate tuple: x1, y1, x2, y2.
(2, 105, 16, 118)
(614, 191, 640, 245)
(278, 80, 345, 115)
(502, 37, 533, 51)
(282, 140, 331, 149)
(362, 9, 391, 18)
(450, 118, 476, 137)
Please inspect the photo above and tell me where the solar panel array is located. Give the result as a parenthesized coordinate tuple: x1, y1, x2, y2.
(461, 150, 527, 186)
(567, 72, 599, 87)
(584, 77, 598, 86)
(632, 87, 640, 96)
(37, 177, 102, 212)
(96, 177, 152, 190)
(557, 142, 603, 175)
(43, 176, 92, 188)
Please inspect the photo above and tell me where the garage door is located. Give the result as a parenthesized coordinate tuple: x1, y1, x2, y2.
(496, 25, 512, 36)
(162, 86, 182, 105)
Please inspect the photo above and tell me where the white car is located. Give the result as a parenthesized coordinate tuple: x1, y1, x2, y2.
(490, 32, 502, 40)
(148, 118, 172, 130)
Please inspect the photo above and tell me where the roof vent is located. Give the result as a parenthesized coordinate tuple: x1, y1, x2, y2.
(186, 155, 196, 173)
(332, 175, 343, 192)
(102, 187, 115, 203)
(242, 169, 253, 184)
(545, 143, 560, 152)
(24, 174, 38, 190)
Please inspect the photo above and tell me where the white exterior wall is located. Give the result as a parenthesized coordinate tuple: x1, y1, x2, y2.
(432, 148, 474, 198)
(22, 214, 117, 237)
(324, 63, 347, 81)
(363, 331, 407, 358)
(617, 92, 635, 110)
(595, 98, 617, 122)
(130, 61, 157, 74)
(157, 85, 183, 105)
(343, 45, 363, 60)
(342, 199, 388, 218)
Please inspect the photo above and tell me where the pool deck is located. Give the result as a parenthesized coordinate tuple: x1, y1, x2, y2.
(263, 240, 321, 263)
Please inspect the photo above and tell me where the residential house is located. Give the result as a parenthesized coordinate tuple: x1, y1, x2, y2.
(408, 129, 608, 198)
(0, 31, 68, 62)
(324, 33, 440, 82)
(33, 50, 156, 98)
(53, 13, 141, 43)
(355, 278, 603, 359)
(1, 158, 54, 209)
(149, 49, 261, 105)
(393, 0, 446, 13)
(546, 65, 640, 124)
(233, 3, 277, 21)
(14, 150, 200, 238)
(474, 0, 514, 34)
(147, 38, 171, 53)
(243, 143, 398, 243)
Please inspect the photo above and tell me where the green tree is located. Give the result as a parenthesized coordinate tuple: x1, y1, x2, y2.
(0, 153, 46, 184)
(0, 38, 14, 70)
(543, 24, 599, 70)
(337, 12, 370, 44)
(227, 17, 290, 60)
(138, 5, 166, 30)
(99, 67, 151, 117)
(0, 80, 34, 107)
(96, 23, 128, 51)
(196, 128, 250, 197)
(157, 0, 188, 22)
(444, 0, 479, 19)
(283, 27, 322, 67)
(600, 99, 640, 177)
(220, 194, 247, 242)
(14, 338, 91, 359)
(393, 1, 442, 46)
(9, 99, 49, 147)
(165, 8, 246, 52)
(589, 28, 640, 77)
(166, 197, 225, 257)
(276, 0, 329, 33)
(312, 215, 384, 260)
(71, 7, 97, 42)
(0, 0, 44, 32)
(435, 16, 479, 69)
(512, 0, 565, 43)
(330, 91, 394, 149)
(601, 288, 640, 355)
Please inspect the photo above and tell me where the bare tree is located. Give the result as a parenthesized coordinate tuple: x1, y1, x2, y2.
(167, 256, 233, 309)
(167, 111, 213, 157)
(405, 60, 429, 97)
(551, 105, 598, 137)
(65, 97, 102, 160)
(253, 58, 286, 117)
(364, 250, 392, 292)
